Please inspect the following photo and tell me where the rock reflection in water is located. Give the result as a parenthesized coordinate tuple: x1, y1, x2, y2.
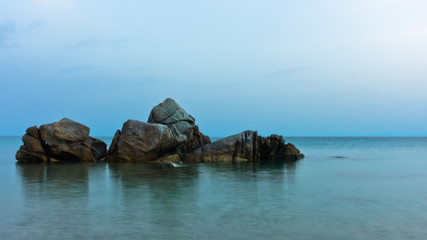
(14, 161, 299, 239)
(201, 161, 298, 182)
(106, 163, 201, 236)
(16, 163, 97, 239)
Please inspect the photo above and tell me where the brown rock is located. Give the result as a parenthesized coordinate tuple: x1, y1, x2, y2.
(15, 129, 48, 163)
(106, 120, 177, 162)
(156, 154, 181, 163)
(184, 131, 304, 163)
(25, 126, 40, 138)
(15, 118, 107, 163)
(183, 131, 257, 162)
(257, 134, 304, 161)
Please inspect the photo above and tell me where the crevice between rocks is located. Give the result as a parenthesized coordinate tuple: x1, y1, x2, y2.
(36, 128, 51, 163)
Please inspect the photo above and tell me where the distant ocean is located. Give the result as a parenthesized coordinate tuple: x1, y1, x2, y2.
(1, 137, 427, 239)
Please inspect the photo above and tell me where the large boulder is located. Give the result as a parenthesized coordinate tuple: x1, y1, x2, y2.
(183, 131, 304, 163)
(106, 120, 178, 162)
(148, 98, 210, 152)
(15, 118, 107, 162)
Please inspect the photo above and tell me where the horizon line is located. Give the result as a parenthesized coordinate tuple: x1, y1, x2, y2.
(1, 135, 426, 138)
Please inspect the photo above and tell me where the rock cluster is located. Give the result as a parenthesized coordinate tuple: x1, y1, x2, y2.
(16, 98, 303, 164)
(16, 118, 107, 162)
(106, 98, 211, 163)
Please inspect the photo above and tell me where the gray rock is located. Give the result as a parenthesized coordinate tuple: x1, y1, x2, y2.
(148, 98, 195, 126)
(184, 131, 304, 162)
(15, 118, 107, 162)
(148, 98, 210, 151)
(106, 120, 177, 162)
(183, 131, 257, 162)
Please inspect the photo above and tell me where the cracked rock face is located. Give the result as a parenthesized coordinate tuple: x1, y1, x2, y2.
(16, 98, 304, 164)
(183, 131, 304, 163)
(147, 98, 210, 152)
(106, 98, 303, 163)
(106, 120, 178, 162)
(15, 126, 48, 162)
(15, 118, 107, 163)
(107, 99, 211, 163)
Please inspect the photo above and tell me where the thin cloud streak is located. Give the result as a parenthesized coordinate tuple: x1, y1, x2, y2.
(66, 38, 131, 49)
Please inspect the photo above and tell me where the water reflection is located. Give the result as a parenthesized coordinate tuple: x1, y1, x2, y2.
(8, 137, 427, 240)
(17, 163, 94, 196)
(15, 163, 98, 239)
(15, 161, 300, 239)
(106, 163, 201, 234)
(201, 161, 298, 182)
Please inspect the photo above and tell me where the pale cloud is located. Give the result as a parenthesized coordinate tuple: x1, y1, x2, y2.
(0, 20, 45, 47)
(66, 38, 131, 49)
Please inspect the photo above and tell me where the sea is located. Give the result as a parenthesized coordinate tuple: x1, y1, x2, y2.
(1, 136, 427, 240)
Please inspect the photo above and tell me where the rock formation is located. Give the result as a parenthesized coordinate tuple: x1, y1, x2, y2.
(106, 98, 211, 162)
(16, 98, 304, 164)
(106, 98, 303, 164)
(16, 118, 107, 162)
(183, 131, 304, 162)
(148, 98, 211, 151)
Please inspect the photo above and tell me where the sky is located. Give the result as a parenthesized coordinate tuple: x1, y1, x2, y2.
(1, 0, 427, 137)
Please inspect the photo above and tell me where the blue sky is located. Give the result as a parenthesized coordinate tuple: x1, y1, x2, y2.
(1, 0, 427, 137)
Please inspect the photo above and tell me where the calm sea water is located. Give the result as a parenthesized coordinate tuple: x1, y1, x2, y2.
(1, 137, 427, 240)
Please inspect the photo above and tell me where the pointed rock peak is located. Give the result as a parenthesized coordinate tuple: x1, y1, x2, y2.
(59, 117, 76, 123)
(148, 98, 195, 125)
(160, 98, 177, 106)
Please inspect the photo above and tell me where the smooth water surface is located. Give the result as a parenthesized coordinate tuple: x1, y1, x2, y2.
(1, 137, 427, 239)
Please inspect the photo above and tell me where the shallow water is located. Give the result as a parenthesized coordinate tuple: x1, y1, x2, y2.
(1, 137, 427, 239)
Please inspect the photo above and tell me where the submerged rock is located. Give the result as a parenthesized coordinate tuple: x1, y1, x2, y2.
(15, 118, 107, 163)
(184, 131, 304, 162)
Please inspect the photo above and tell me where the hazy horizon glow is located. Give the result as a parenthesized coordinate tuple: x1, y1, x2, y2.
(1, 0, 427, 137)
